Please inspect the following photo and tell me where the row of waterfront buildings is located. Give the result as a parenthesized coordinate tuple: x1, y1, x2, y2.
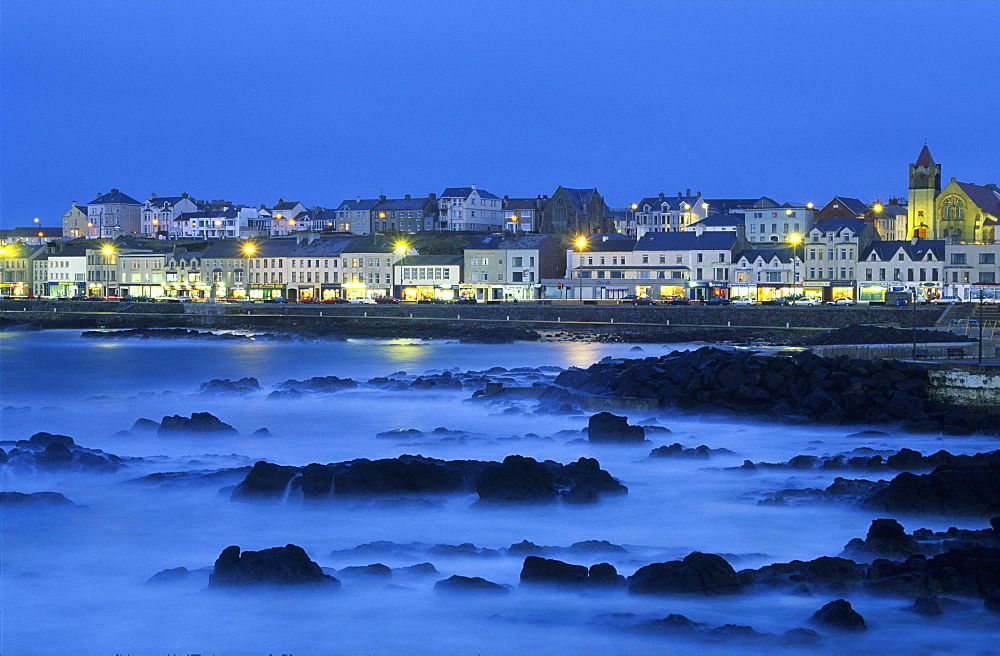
(1, 146, 998, 302)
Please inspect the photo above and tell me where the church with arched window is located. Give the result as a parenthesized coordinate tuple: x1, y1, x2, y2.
(907, 145, 1000, 243)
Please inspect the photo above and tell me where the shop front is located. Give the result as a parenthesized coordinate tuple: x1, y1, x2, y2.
(729, 284, 757, 300)
(320, 283, 343, 300)
(830, 281, 856, 302)
(400, 284, 459, 302)
(248, 283, 285, 300)
(859, 283, 887, 303)
(340, 281, 371, 301)
(117, 284, 165, 298)
(48, 281, 84, 297)
(656, 284, 686, 300)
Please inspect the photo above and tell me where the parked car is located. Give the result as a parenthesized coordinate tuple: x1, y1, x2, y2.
(932, 295, 963, 304)
(703, 297, 730, 306)
(790, 297, 820, 306)
(730, 296, 756, 306)
(348, 297, 376, 304)
(322, 297, 349, 304)
(417, 298, 450, 304)
(827, 297, 856, 306)
(453, 297, 477, 304)
(666, 296, 690, 306)
(373, 297, 401, 304)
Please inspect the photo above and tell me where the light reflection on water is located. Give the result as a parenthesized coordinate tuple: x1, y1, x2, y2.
(0, 330, 995, 653)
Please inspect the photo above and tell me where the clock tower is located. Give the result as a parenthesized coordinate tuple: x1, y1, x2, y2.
(907, 144, 941, 238)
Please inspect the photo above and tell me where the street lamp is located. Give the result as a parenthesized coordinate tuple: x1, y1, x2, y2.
(100, 245, 116, 297)
(788, 233, 802, 295)
(242, 242, 256, 301)
(393, 241, 408, 299)
(574, 235, 588, 304)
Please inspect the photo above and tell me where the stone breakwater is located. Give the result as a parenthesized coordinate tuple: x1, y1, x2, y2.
(549, 347, 999, 432)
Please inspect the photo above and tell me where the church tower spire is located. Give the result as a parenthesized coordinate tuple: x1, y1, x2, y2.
(908, 144, 941, 238)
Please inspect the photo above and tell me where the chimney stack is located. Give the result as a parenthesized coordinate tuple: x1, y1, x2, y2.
(686, 189, 691, 197)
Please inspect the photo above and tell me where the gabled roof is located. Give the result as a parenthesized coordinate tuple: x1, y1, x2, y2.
(915, 144, 935, 167)
(811, 218, 868, 235)
(273, 201, 304, 211)
(705, 197, 780, 212)
(825, 197, 869, 217)
(955, 181, 1000, 216)
(635, 231, 737, 251)
(559, 188, 597, 213)
(2, 227, 64, 238)
(576, 232, 635, 252)
(89, 190, 141, 205)
(861, 239, 944, 262)
(692, 213, 744, 227)
(338, 237, 398, 254)
(441, 187, 500, 200)
(337, 198, 380, 211)
(636, 195, 701, 212)
(146, 196, 187, 208)
(736, 247, 794, 264)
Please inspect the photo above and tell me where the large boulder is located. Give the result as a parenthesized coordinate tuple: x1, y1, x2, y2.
(0, 491, 76, 507)
(809, 599, 867, 631)
(434, 575, 508, 594)
(627, 552, 741, 595)
(199, 377, 261, 394)
(588, 412, 645, 444)
(208, 544, 339, 588)
(300, 463, 334, 498)
(520, 556, 589, 588)
(231, 461, 300, 500)
(158, 412, 238, 435)
(866, 467, 1000, 516)
(842, 519, 920, 560)
(333, 456, 465, 495)
(476, 455, 557, 504)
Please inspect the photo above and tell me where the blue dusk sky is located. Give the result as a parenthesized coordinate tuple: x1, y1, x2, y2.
(1, 0, 997, 227)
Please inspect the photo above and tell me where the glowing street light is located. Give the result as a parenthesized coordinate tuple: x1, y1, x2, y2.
(873, 202, 884, 213)
(574, 236, 589, 304)
(788, 233, 803, 290)
(242, 243, 257, 301)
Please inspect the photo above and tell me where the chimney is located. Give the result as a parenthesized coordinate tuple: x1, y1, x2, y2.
(149, 193, 157, 199)
(404, 194, 411, 200)
(686, 189, 691, 197)
(379, 194, 387, 201)
(659, 192, 665, 200)
(182, 192, 189, 199)
(429, 192, 436, 200)
(111, 188, 119, 194)
(677, 192, 683, 198)
(471, 183, 477, 191)
(356, 196, 361, 202)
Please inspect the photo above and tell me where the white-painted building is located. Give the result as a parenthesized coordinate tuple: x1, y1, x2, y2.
(439, 185, 503, 231)
(87, 189, 143, 238)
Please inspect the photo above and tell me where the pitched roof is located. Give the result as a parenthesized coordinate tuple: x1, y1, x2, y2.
(273, 201, 303, 210)
(559, 188, 597, 213)
(736, 247, 794, 264)
(441, 187, 500, 200)
(826, 197, 869, 216)
(337, 198, 380, 211)
(692, 213, 744, 227)
(575, 232, 635, 252)
(635, 231, 737, 251)
(146, 196, 187, 208)
(915, 144, 935, 167)
(705, 197, 780, 212)
(956, 181, 1000, 216)
(812, 218, 868, 235)
(502, 197, 547, 211)
(862, 239, 944, 262)
(2, 227, 64, 238)
(636, 195, 701, 212)
(89, 190, 141, 205)
(374, 197, 435, 211)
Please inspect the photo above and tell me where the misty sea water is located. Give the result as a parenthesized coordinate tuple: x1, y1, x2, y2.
(1, 330, 996, 654)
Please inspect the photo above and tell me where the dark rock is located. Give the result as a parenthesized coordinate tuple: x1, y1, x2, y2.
(588, 562, 625, 589)
(230, 461, 299, 500)
(396, 562, 438, 575)
(738, 556, 866, 591)
(0, 491, 76, 506)
(520, 556, 589, 588)
(866, 467, 1000, 516)
(131, 418, 159, 432)
(28, 432, 75, 447)
(588, 412, 645, 444)
(251, 428, 271, 437)
(477, 455, 557, 504)
(145, 567, 190, 584)
(208, 544, 339, 588)
(627, 552, 741, 595)
(907, 595, 947, 616)
(337, 563, 392, 578)
(782, 628, 823, 646)
(434, 575, 508, 594)
(158, 412, 238, 435)
(334, 456, 466, 495)
(300, 463, 333, 498)
(200, 377, 261, 394)
(810, 599, 867, 631)
(568, 539, 626, 554)
(508, 540, 545, 555)
(843, 519, 919, 560)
